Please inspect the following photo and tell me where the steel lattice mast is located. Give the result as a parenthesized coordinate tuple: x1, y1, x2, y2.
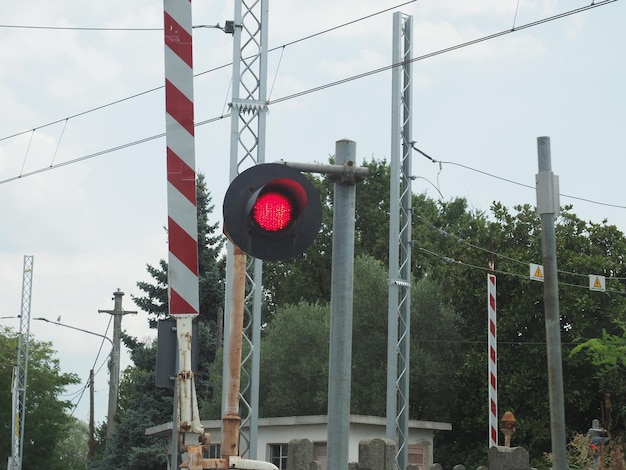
(8, 255, 34, 470)
(386, 12, 413, 470)
(222, 0, 269, 459)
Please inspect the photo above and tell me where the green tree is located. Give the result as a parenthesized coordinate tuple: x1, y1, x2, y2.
(91, 176, 224, 469)
(421, 202, 626, 467)
(259, 254, 464, 421)
(409, 275, 465, 422)
(133, 173, 225, 328)
(112, 156, 626, 469)
(571, 321, 626, 431)
(260, 301, 330, 417)
(90, 335, 170, 470)
(259, 157, 626, 467)
(0, 326, 80, 470)
(56, 417, 89, 469)
(262, 158, 393, 319)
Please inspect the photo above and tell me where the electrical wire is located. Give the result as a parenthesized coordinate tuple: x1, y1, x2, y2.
(427, 159, 626, 211)
(3, 0, 616, 142)
(512, 0, 522, 31)
(411, 139, 626, 210)
(416, 214, 531, 269)
(416, 213, 626, 281)
(0, 0, 417, 143)
(268, 46, 285, 102)
(50, 118, 68, 167)
(18, 131, 34, 177)
(414, 338, 585, 347)
(418, 246, 626, 295)
(268, 0, 618, 104)
(69, 316, 113, 418)
(0, 24, 161, 31)
(0, 0, 619, 197)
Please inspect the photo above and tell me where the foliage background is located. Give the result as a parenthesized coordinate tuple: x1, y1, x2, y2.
(88, 160, 626, 469)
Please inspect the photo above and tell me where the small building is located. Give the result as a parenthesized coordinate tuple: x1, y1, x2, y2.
(146, 414, 451, 470)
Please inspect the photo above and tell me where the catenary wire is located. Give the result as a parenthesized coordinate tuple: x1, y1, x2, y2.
(0, 24, 161, 31)
(418, 246, 626, 294)
(416, 213, 626, 281)
(2, 0, 616, 142)
(268, 0, 618, 104)
(410, 141, 626, 211)
(0, 0, 619, 206)
(512, 0, 522, 30)
(0, 0, 417, 143)
(429, 160, 626, 210)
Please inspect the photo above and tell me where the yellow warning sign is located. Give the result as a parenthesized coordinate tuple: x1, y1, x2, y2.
(589, 275, 606, 292)
(530, 263, 544, 282)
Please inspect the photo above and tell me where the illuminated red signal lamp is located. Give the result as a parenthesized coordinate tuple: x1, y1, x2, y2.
(223, 164, 322, 261)
(251, 190, 294, 232)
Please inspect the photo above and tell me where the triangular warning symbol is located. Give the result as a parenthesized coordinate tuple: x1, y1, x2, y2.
(529, 263, 545, 282)
(594, 277, 602, 288)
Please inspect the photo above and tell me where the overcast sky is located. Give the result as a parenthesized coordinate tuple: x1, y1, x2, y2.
(1, 0, 624, 426)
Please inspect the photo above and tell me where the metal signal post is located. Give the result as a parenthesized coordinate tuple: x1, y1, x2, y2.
(221, 144, 368, 470)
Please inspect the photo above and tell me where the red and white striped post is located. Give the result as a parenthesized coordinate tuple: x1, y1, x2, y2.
(165, 0, 198, 316)
(163, 0, 203, 437)
(488, 274, 498, 448)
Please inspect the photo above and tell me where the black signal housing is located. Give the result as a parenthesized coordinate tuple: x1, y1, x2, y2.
(223, 163, 322, 261)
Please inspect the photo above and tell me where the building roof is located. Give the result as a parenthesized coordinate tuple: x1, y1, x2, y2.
(146, 414, 452, 438)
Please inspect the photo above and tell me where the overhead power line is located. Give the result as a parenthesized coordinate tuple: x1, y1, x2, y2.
(415, 213, 626, 281)
(0, 0, 417, 33)
(0, 24, 161, 31)
(0, 0, 418, 143)
(407, 143, 626, 211)
(418, 158, 626, 211)
(268, 0, 618, 104)
(0, 23, 234, 32)
(418, 246, 626, 295)
(0, 0, 618, 190)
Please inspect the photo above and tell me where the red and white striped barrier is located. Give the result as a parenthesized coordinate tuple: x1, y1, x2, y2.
(488, 274, 498, 447)
(164, 0, 199, 317)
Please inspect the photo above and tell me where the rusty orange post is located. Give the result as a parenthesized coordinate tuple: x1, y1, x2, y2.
(221, 244, 247, 460)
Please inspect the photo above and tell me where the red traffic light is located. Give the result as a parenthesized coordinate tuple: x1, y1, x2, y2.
(251, 191, 294, 232)
(223, 164, 322, 261)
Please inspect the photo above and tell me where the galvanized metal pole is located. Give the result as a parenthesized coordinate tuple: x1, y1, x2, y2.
(327, 139, 357, 470)
(386, 13, 402, 445)
(387, 12, 413, 470)
(9, 255, 34, 470)
(536, 136, 567, 470)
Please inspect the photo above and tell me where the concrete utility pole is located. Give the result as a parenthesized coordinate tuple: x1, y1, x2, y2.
(88, 369, 95, 459)
(98, 289, 136, 438)
(536, 136, 567, 470)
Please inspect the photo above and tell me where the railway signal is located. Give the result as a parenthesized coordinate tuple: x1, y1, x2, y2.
(223, 163, 322, 261)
